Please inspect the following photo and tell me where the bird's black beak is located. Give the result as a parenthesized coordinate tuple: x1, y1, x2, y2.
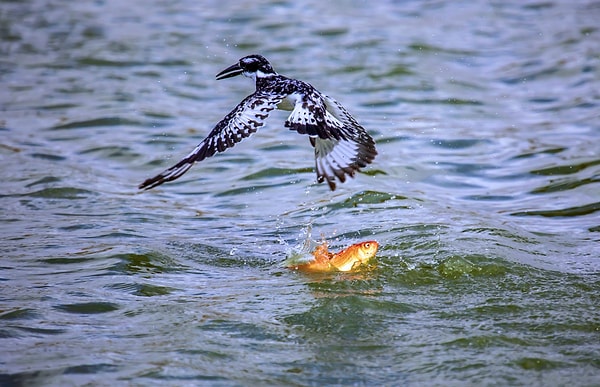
(216, 62, 243, 80)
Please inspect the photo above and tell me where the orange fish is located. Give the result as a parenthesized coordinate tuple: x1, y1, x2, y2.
(289, 241, 379, 273)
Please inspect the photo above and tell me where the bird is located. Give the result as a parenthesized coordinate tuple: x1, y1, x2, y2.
(139, 54, 377, 191)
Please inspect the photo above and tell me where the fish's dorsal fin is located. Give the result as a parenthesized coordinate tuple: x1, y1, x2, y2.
(290, 242, 333, 272)
(312, 242, 332, 264)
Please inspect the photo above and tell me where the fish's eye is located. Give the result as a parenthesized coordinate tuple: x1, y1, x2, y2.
(364, 243, 370, 248)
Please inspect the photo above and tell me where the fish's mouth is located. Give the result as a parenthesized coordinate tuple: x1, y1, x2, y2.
(360, 241, 379, 259)
(216, 63, 243, 80)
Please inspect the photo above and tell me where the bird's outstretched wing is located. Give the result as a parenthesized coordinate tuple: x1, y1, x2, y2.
(285, 93, 377, 190)
(139, 91, 284, 190)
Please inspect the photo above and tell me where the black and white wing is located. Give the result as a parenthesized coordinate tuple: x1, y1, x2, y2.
(139, 91, 284, 190)
(285, 92, 377, 190)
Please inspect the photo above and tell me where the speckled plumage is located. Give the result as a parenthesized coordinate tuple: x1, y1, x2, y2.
(139, 54, 377, 191)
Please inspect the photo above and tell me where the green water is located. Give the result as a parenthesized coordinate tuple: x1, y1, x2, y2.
(1, 0, 599, 385)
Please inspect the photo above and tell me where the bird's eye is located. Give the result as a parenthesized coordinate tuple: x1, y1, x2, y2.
(242, 60, 258, 72)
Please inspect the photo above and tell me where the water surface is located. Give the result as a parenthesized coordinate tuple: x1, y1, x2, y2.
(1, 0, 599, 385)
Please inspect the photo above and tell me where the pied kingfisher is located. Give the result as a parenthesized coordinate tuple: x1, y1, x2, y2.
(139, 54, 377, 191)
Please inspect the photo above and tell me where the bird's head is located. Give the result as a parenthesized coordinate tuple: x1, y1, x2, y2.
(216, 54, 276, 81)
